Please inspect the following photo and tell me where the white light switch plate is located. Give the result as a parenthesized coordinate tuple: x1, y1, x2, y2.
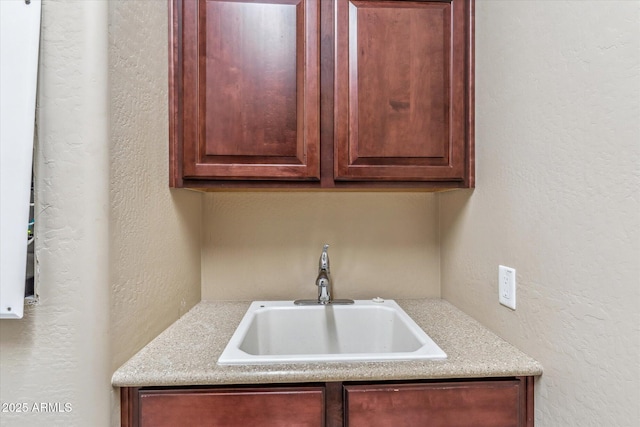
(499, 265, 516, 310)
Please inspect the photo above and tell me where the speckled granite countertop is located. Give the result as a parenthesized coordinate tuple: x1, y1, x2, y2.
(112, 299, 542, 387)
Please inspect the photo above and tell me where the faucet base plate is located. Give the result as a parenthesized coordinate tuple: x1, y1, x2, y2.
(293, 299, 355, 306)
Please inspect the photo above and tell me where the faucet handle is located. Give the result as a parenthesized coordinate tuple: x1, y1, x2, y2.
(319, 244, 330, 272)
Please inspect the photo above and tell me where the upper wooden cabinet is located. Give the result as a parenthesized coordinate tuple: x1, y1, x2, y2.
(169, 0, 474, 190)
(171, 0, 320, 183)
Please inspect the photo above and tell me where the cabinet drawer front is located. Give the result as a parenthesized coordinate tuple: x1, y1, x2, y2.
(139, 387, 324, 427)
(345, 380, 524, 427)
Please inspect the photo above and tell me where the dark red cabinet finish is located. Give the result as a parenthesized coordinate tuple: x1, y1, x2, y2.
(124, 386, 325, 427)
(170, 0, 474, 189)
(345, 379, 532, 427)
(121, 378, 534, 427)
(171, 0, 320, 184)
(334, 0, 472, 183)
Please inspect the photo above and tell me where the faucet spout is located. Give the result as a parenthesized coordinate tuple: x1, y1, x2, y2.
(319, 244, 330, 273)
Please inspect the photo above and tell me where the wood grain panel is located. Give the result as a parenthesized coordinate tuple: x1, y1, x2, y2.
(204, 1, 298, 157)
(334, 0, 472, 182)
(122, 376, 532, 426)
(139, 387, 325, 427)
(180, 0, 320, 180)
(169, 0, 474, 189)
(120, 387, 138, 427)
(345, 380, 524, 427)
(325, 382, 344, 427)
(355, 2, 449, 159)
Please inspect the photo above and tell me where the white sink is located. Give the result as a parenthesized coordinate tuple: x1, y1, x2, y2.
(217, 299, 447, 365)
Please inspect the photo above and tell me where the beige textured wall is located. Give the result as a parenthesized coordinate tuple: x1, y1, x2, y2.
(202, 192, 440, 301)
(109, 0, 201, 373)
(108, 0, 202, 422)
(440, 1, 640, 425)
(0, 1, 111, 426)
(0, 1, 202, 427)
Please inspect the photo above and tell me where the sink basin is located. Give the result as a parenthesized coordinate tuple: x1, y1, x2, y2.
(217, 299, 446, 365)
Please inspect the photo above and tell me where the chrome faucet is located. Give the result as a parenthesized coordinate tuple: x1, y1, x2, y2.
(294, 245, 354, 306)
(316, 244, 332, 304)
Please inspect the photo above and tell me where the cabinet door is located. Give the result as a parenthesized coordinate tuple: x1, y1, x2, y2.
(138, 387, 325, 427)
(345, 380, 526, 427)
(334, 0, 473, 184)
(173, 0, 320, 183)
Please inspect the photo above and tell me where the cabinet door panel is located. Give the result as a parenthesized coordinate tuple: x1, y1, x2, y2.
(139, 387, 325, 427)
(345, 381, 524, 427)
(334, 0, 471, 182)
(180, 0, 320, 181)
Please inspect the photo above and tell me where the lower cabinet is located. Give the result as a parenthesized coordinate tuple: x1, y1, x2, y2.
(121, 377, 534, 427)
(126, 386, 324, 427)
(345, 380, 531, 427)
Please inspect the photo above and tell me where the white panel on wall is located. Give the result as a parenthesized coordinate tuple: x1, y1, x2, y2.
(0, 0, 41, 319)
